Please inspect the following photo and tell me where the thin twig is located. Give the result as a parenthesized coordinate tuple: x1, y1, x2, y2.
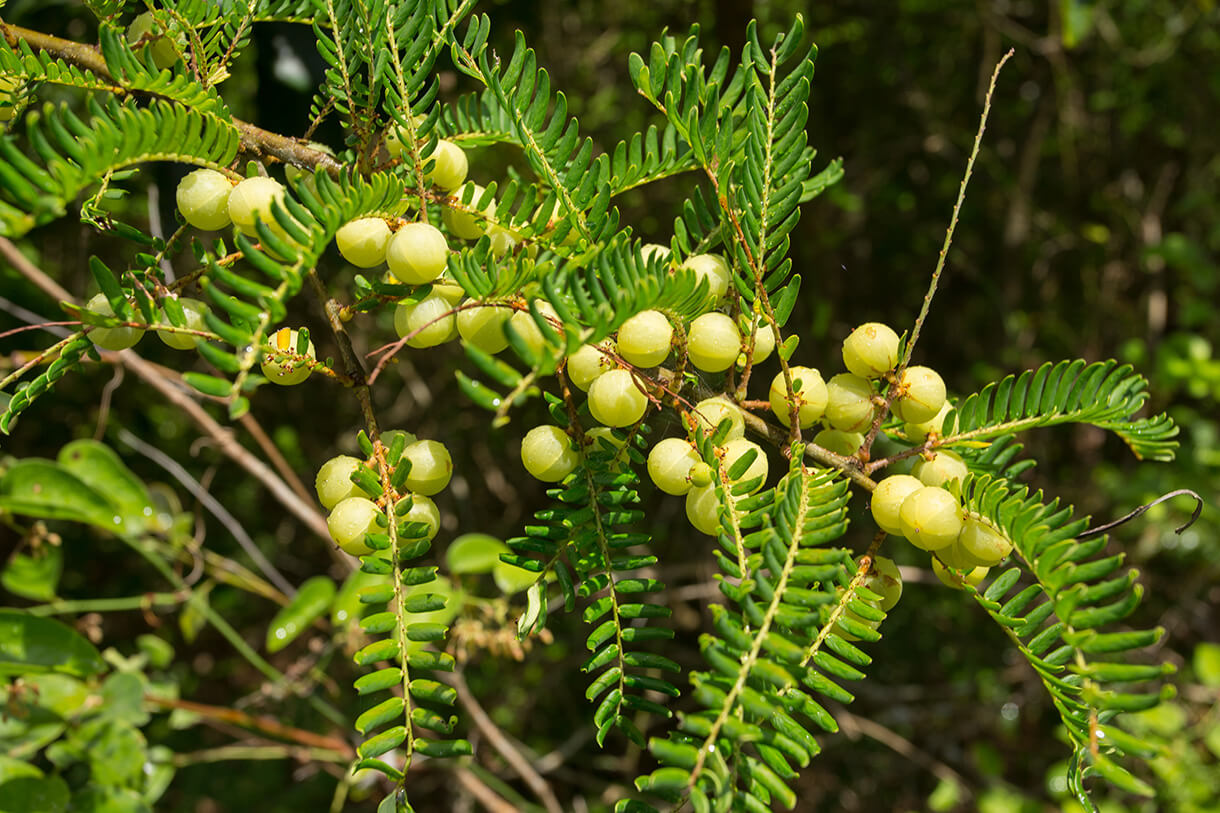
(454, 767, 520, 813)
(146, 695, 355, 756)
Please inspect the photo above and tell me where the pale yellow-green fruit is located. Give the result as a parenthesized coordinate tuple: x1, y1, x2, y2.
(442, 183, 493, 240)
(227, 176, 286, 237)
(585, 427, 627, 453)
(423, 140, 469, 190)
(681, 253, 731, 302)
(588, 368, 648, 427)
(327, 496, 382, 556)
(487, 223, 524, 258)
(156, 297, 208, 350)
(315, 455, 364, 510)
(813, 428, 864, 457)
(520, 425, 579, 483)
(721, 437, 768, 493)
(841, 322, 900, 379)
(394, 294, 457, 348)
(905, 400, 953, 441)
(398, 494, 441, 542)
(738, 320, 777, 366)
(176, 168, 233, 231)
(687, 312, 741, 373)
(866, 556, 903, 611)
(936, 538, 984, 570)
(456, 303, 510, 354)
(958, 515, 1013, 566)
(931, 557, 988, 590)
(832, 598, 882, 642)
(127, 11, 182, 70)
(507, 302, 559, 359)
(869, 474, 923, 536)
(688, 462, 714, 488)
(893, 365, 947, 424)
(912, 449, 969, 488)
(617, 310, 673, 368)
(387, 222, 449, 285)
(401, 439, 453, 496)
(260, 327, 315, 385)
(431, 279, 465, 305)
(685, 484, 721, 535)
(898, 486, 963, 551)
(646, 437, 701, 496)
(85, 293, 144, 351)
(691, 396, 745, 440)
(768, 366, 828, 429)
(825, 373, 876, 433)
(640, 243, 672, 264)
(336, 217, 392, 269)
(566, 341, 615, 391)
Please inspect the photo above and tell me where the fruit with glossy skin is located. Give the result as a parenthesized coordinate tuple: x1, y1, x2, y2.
(398, 494, 441, 542)
(813, 428, 864, 458)
(687, 313, 741, 373)
(893, 365, 947, 424)
(566, 341, 615, 391)
(905, 400, 953, 441)
(681, 254, 731, 302)
(739, 320, 777, 366)
(932, 557, 988, 590)
(336, 217, 392, 268)
(617, 310, 672, 367)
(423, 140, 468, 190)
(315, 455, 365, 510)
(958, 514, 1013, 565)
(521, 425, 579, 482)
(825, 373, 875, 432)
(691, 396, 745, 440)
(588, 369, 647, 427)
(647, 437, 701, 496)
(842, 322, 900, 379)
(127, 11, 181, 69)
(84, 293, 144, 351)
(768, 366, 828, 429)
(176, 169, 233, 231)
(640, 243, 671, 264)
(456, 303, 510, 354)
(228, 176, 286, 237)
(721, 437, 768, 493)
(156, 297, 208, 350)
(870, 474, 924, 536)
(327, 496, 382, 556)
(898, 485, 963, 551)
(443, 183, 493, 240)
(260, 327, 314, 385)
(401, 439, 452, 495)
(832, 597, 882, 642)
(935, 538, 982, 570)
(507, 302, 559, 359)
(689, 462, 713, 488)
(685, 484, 720, 535)
(866, 556, 903, 611)
(387, 222, 449, 285)
(585, 427, 627, 453)
(912, 449, 969, 488)
(394, 294, 457, 348)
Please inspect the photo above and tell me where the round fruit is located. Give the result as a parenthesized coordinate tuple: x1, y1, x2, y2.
(898, 486, 963, 551)
(431, 280, 465, 305)
(768, 366, 828, 429)
(640, 243, 672, 264)
(958, 515, 1013, 565)
(486, 223, 522, 258)
(228, 176, 286, 237)
(721, 438, 768, 493)
(912, 449, 969, 488)
(327, 496, 382, 556)
(566, 341, 615, 391)
(401, 439, 452, 496)
(647, 437, 700, 496)
(588, 369, 648, 427)
(617, 310, 672, 368)
(456, 303, 510, 354)
(905, 400, 953, 441)
(336, 217, 392, 268)
(507, 302, 559, 358)
(84, 293, 144, 351)
(739, 320, 777, 366)
(866, 556, 903, 611)
(315, 455, 364, 510)
(841, 322, 900, 379)
(176, 168, 233, 231)
(585, 427, 627, 453)
(442, 183, 493, 240)
(687, 313, 741, 373)
(813, 428, 864, 457)
(260, 327, 315, 385)
(127, 11, 181, 69)
(521, 425, 579, 482)
(387, 222, 449, 285)
(688, 462, 714, 488)
(691, 396, 745, 440)
(423, 140, 468, 190)
(394, 294, 457, 348)
(825, 373, 876, 433)
(685, 484, 720, 535)
(156, 297, 208, 350)
(681, 254, 731, 302)
(869, 474, 923, 536)
(936, 538, 981, 569)
(832, 598, 882, 642)
(398, 494, 441, 542)
(893, 365, 947, 424)
(931, 557, 988, 590)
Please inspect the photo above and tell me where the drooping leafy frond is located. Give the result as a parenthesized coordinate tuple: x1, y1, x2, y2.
(952, 474, 1173, 801)
(0, 334, 97, 435)
(940, 359, 1179, 461)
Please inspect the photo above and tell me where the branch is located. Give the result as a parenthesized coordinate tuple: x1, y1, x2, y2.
(146, 695, 355, 756)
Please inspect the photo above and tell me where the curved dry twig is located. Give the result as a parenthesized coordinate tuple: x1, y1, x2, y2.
(1079, 488, 1204, 538)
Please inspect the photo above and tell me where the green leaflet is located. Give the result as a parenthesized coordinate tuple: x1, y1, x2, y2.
(266, 576, 337, 653)
(0, 610, 107, 678)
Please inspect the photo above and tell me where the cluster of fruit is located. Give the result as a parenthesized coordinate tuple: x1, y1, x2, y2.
(315, 431, 453, 558)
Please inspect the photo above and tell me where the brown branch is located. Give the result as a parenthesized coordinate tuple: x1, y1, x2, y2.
(454, 767, 519, 813)
(145, 695, 354, 757)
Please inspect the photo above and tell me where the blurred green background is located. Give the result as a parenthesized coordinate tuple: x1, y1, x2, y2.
(0, 0, 1216, 810)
